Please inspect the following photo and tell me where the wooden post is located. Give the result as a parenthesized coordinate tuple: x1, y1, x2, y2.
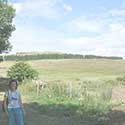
(2, 54, 4, 61)
(36, 80, 40, 96)
(36, 80, 44, 96)
(68, 81, 72, 98)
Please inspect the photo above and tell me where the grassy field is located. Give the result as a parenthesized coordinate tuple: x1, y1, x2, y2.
(0, 59, 125, 81)
(0, 59, 125, 125)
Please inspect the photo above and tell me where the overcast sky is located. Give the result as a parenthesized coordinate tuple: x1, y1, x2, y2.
(10, 0, 125, 57)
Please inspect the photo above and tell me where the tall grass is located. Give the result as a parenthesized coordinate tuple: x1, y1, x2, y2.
(19, 80, 113, 115)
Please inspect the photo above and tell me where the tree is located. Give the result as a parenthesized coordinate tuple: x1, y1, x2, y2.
(0, 0, 15, 53)
(7, 62, 38, 82)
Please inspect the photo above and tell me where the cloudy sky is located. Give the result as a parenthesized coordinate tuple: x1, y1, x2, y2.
(10, 0, 125, 57)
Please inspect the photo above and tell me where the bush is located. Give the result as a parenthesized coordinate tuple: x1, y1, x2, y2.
(7, 62, 38, 82)
(0, 56, 3, 62)
(116, 76, 125, 82)
(75, 82, 112, 115)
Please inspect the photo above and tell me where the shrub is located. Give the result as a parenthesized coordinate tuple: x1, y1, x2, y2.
(116, 76, 125, 82)
(0, 56, 3, 62)
(76, 82, 112, 115)
(7, 62, 38, 82)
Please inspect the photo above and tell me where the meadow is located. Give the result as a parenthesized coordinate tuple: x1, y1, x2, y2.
(1, 59, 125, 80)
(0, 59, 125, 125)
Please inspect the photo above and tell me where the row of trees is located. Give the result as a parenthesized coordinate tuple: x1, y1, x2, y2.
(0, 54, 84, 61)
(85, 55, 123, 60)
(0, 54, 123, 61)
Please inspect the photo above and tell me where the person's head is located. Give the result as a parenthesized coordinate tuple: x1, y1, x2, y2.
(9, 79, 18, 91)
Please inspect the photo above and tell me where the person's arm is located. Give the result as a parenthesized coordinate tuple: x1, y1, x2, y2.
(19, 94, 26, 115)
(3, 95, 9, 117)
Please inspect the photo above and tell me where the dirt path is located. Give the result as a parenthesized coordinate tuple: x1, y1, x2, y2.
(0, 102, 97, 125)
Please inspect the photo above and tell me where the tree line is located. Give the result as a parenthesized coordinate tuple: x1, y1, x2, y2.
(0, 54, 123, 61)
(84, 55, 123, 60)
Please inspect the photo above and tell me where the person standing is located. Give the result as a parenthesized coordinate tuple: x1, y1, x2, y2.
(3, 79, 25, 125)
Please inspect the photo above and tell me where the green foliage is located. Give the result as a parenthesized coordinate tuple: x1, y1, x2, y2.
(78, 87, 112, 115)
(117, 76, 125, 82)
(0, 0, 15, 53)
(7, 62, 38, 82)
(19, 80, 113, 115)
(3, 53, 84, 61)
(116, 76, 125, 85)
(85, 55, 123, 60)
(1, 54, 123, 61)
(0, 55, 3, 61)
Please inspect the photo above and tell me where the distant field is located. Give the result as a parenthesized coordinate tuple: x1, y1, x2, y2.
(0, 59, 125, 81)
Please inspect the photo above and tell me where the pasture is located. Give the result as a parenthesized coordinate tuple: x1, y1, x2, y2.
(0, 59, 125, 80)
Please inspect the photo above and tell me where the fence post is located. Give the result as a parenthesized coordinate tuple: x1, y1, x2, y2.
(68, 81, 73, 98)
(36, 82, 40, 96)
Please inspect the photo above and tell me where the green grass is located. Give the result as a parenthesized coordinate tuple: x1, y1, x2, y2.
(30, 59, 125, 81)
(18, 79, 113, 117)
(1, 59, 125, 80)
